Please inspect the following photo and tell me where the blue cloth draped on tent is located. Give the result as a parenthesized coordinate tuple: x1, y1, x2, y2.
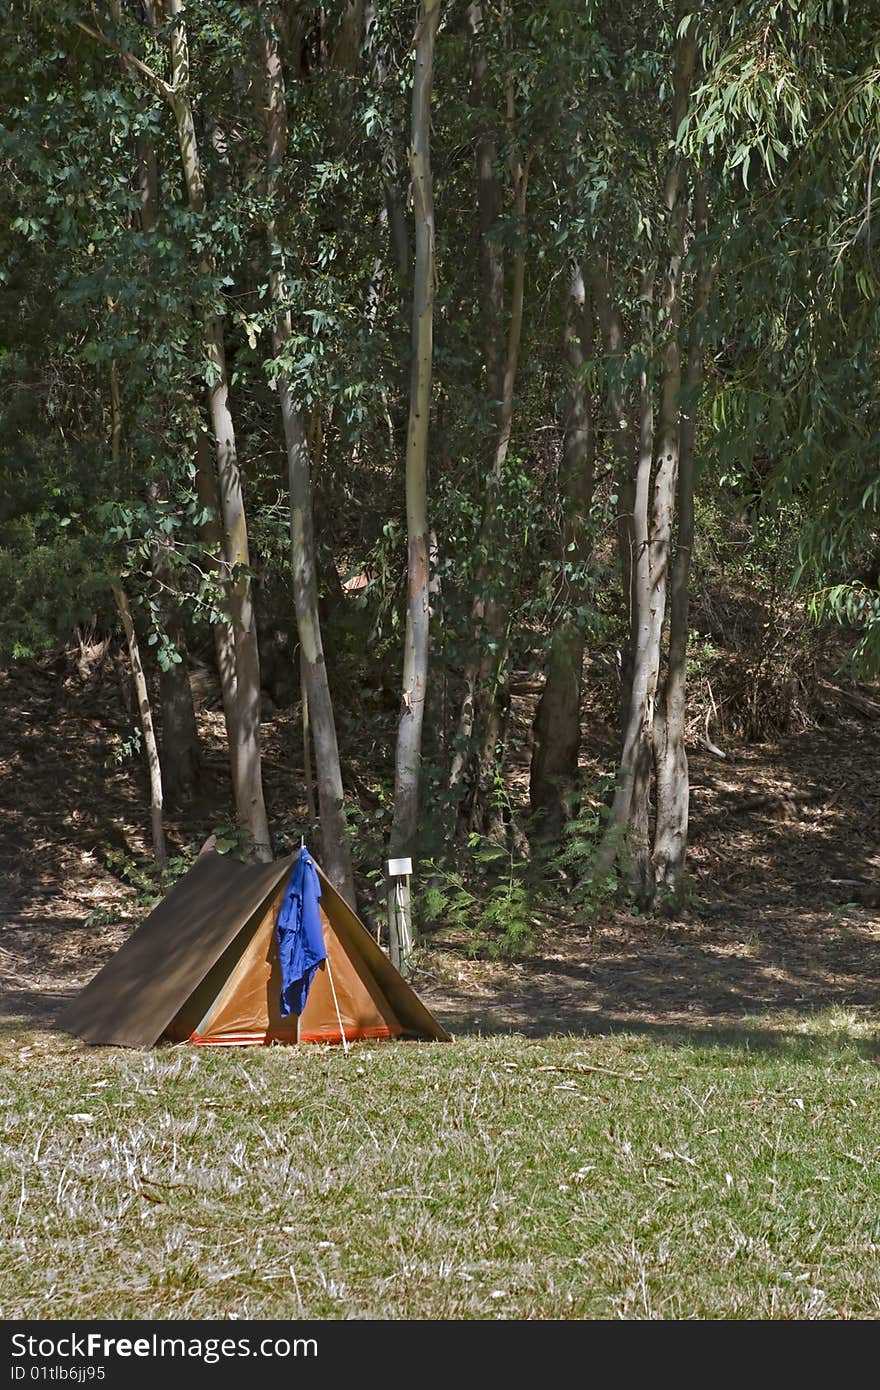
(275, 847, 327, 1017)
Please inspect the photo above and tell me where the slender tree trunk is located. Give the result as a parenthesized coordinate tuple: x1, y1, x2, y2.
(166, 0, 272, 860)
(300, 650, 318, 828)
(381, 0, 442, 968)
(595, 303, 657, 896)
(530, 263, 595, 836)
(330, 0, 363, 74)
(653, 179, 713, 897)
(126, 24, 202, 811)
(151, 538, 201, 812)
(449, 34, 531, 824)
(113, 584, 167, 867)
(389, 0, 440, 868)
(108, 356, 182, 845)
(633, 23, 696, 895)
(260, 12, 355, 905)
(149, 493, 202, 808)
(592, 269, 637, 731)
(281, 387, 356, 904)
(140, 463, 201, 809)
(593, 17, 697, 901)
(194, 427, 240, 756)
(157, 636, 200, 807)
(467, 144, 529, 835)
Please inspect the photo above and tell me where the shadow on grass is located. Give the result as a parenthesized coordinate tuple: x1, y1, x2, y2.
(0, 977, 877, 1063)
(434, 1004, 880, 1061)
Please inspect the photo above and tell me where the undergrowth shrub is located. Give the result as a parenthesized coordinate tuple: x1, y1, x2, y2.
(421, 834, 536, 960)
(689, 497, 829, 741)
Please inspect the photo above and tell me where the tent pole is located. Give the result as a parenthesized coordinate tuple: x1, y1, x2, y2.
(325, 956, 350, 1054)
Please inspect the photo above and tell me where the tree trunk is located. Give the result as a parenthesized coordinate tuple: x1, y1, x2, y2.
(592, 269, 637, 732)
(300, 648, 318, 828)
(329, 0, 363, 74)
(260, 12, 356, 906)
(466, 131, 531, 840)
(450, 38, 531, 826)
(389, 0, 440, 867)
(596, 313, 658, 898)
(281, 386, 356, 905)
(113, 584, 167, 867)
(120, 3, 201, 813)
(653, 178, 713, 898)
(166, 0, 272, 860)
(593, 16, 697, 902)
(631, 22, 695, 897)
(141, 472, 201, 809)
(530, 263, 595, 837)
(108, 355, 166, 862)
(194, 426, 240, 758)
(157, 625, 200, 808)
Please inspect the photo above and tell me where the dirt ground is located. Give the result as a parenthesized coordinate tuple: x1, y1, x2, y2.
(1, 652, 879, 1041)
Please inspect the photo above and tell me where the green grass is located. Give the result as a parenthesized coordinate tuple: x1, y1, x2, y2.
(1, 1013, 879, 1319)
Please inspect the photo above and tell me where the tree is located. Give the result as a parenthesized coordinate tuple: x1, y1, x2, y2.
(112, 583, 167, 866)
(590, 7, 704, 903)
(449, 1, 532, 836)
(386, 0, 441, 962)
(259, 4, 356, 906)
(529, 263, 596, 836)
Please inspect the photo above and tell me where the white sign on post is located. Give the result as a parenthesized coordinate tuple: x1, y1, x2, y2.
(387, 857, 413, 878)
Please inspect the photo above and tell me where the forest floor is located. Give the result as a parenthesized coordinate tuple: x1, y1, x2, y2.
(0, 647, 878, 1044)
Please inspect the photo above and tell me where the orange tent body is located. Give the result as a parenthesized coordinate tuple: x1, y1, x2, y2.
(165, 879, 403, 1047)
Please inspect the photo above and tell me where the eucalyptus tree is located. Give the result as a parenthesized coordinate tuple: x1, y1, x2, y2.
(448, 0, 534, 836)
(1, 0, 206, 843)
(529, 262, 596, 837)
(388, 0, 441, 907)
(258, 2, 356, 905)
(590, 7, 703, 900)
(25, 0, 277, 857)
(688, 0, 880, 675)
(158, 0, 272, 859)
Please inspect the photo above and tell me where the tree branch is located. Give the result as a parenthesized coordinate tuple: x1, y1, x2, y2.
(74, 19, 173, 101)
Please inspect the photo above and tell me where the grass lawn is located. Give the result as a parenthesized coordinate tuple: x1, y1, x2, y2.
(1, 1012, 878, 1320)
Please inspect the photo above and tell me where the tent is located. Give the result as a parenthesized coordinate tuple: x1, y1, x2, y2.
(59, 851, 450, 1048)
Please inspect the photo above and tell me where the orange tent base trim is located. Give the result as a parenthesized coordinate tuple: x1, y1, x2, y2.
(181, 1022, 403, 1047)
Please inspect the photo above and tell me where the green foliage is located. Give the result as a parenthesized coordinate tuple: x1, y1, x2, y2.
(209, 817, 256, 862)
(546, 776, 623, 913)
(810, 583, 880, 677)
(100, 846, 194, 912)
(422, 836, 536, 961)
(104, 725, 143, 769)
(0, 0, 877, 907)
